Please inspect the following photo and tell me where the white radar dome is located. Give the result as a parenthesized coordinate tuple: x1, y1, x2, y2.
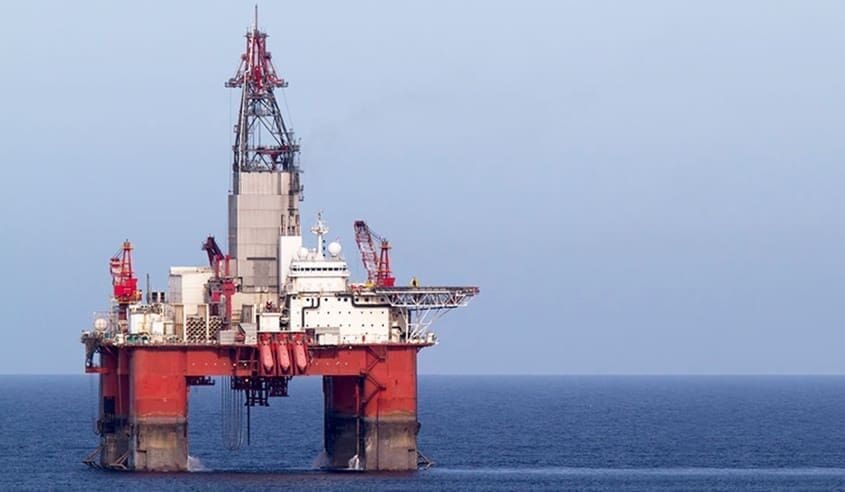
(297, 247, 309, 259)
(327, 241, 342, 257)
(94, 318, 108, 331)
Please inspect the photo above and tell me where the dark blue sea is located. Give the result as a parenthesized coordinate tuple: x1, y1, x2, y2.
(2, 376, 845, 490)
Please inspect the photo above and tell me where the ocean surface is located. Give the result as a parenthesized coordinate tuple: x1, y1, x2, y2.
(2, 375, 845, 490)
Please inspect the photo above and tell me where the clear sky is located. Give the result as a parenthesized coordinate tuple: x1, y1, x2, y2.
(1, 1, 843, 374)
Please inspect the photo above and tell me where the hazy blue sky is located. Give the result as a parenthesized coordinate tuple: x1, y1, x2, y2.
(1, 1, 843, 374)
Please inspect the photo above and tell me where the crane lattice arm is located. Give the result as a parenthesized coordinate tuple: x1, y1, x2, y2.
(202, 236, 226, 277)
(110, 240, 141, 304)
(201, 235, 236, 326)
(353, 220, 395, 287)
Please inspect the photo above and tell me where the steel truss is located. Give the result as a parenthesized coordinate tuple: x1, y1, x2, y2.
(374, 287, 479, 341)
(226, 8, 300, 173)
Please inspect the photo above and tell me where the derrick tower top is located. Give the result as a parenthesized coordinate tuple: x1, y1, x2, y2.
(225, 7, 303, 292)
(226, 6, 300, 173)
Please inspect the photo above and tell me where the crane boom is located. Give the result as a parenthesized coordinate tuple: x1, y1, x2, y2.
(110, 240, 141, 305)
(201, 235, 236, 326)
(354, 220, 379, 284)
(353, 220, 395, 287)
(202, 235, 226, 277)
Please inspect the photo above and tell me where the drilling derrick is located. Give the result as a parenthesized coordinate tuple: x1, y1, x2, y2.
(227, 7, 302, 298)
(81, 9, 478, 474)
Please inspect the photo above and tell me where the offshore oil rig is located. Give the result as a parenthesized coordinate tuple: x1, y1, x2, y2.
(80, 11, 477, 472)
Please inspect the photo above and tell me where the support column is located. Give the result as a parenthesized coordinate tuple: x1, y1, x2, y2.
(323, 375, 360, 469)
(128, 349, 188, 471)
(98, 348, 130, 468)
(323, 346, 420, 471)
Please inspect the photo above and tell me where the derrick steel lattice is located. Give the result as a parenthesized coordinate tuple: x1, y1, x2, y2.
(226, 7, 300, 173)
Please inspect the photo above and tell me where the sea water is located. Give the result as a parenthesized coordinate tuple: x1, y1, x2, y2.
(2, 375, 845, 490)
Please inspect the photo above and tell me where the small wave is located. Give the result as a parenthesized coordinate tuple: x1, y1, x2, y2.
(312, 451, 329, 469)
(188, 455, 208, 472)
(347, 454, 362, 471)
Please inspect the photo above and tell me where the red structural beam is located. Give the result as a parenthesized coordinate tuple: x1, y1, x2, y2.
(94, 344, 428, 378)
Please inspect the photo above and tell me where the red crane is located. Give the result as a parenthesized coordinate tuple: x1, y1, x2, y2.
(109, 240, 141, 305)
(109, 241, 142, 323)
(202, 236, 236, 326)
(353, 220, 395, 287)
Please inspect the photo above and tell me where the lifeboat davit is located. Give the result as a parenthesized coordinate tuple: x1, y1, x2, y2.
(260, 339, 274, 373)
(276, 341, 291, 372)
(294, 339, 308, 372)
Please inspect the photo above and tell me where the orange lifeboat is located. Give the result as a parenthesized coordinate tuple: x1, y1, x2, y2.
(294, 338, 308, 372)
(276, 340, 291, 373)
(260, 338, 274, 373)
